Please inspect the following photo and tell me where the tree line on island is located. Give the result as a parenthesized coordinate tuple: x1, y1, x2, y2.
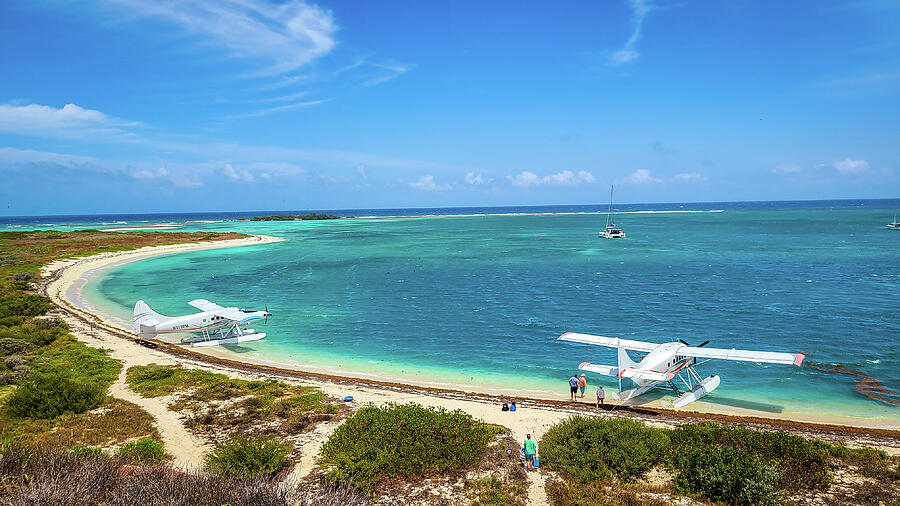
(246, 213, 343, 221)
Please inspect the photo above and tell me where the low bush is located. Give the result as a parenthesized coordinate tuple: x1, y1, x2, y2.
(319, 403, 504, 491)
(668, 421, 831, 491)
(205, 434, 290, 478)
(5, 370, 105, 419)
(540, 416, 669, 482)
(671, 445, 781, 505)
(119, 438, 166, 464)
(0, 321, 68, 347)
(0, 292, 52, 318)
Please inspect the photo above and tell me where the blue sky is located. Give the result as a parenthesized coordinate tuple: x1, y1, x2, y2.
(1, 0, 898, 215)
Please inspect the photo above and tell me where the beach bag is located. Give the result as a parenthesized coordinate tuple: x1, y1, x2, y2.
(533, 455, 540, 468)
(509, 403, 516, 412)
(501, 403, 509, 411)
(520, 448, 525, 460)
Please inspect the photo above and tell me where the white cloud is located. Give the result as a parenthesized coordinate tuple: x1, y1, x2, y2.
(105, 0, 338, 76)
(673, 172, 704, 182)
(506, 170, 595, 187)
(465, 171, 491, 185)
(361, 63, 410, 87)
(408, 175, 449, 191)
(833, 158, 869, 174)
(616, 169, 662, 185)
(130, 166, 203, 187)
(609, 0, 654, 66)
(0, 102, 139, 138)
(0, 147, 98, 165)
(223, 163, 255, 182)
(232, 99, 329, 118)
(357, 164, 368, 179)
(772, 163, 802, 174)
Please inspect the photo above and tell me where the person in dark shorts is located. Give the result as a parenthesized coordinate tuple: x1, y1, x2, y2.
(523, 434, 537, 470)
(568, 374, 579, 401)
(596, 385, 605, 408)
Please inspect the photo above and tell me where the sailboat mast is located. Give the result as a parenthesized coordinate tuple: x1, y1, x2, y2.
(606, 185, 614, 228)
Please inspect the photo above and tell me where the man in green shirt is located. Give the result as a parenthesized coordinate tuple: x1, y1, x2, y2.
(523, 434, 537, 470)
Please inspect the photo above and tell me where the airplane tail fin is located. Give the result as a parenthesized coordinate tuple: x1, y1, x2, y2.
(617, 345, 637, 370)
(133, 300, 166, 334)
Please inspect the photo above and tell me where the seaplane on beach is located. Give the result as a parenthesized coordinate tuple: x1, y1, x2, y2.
(133, 299, 270, 347)
(557, 332, 805, 409)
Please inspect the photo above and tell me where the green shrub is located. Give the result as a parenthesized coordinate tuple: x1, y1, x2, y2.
(540, 416, 669, 482)
(672, 446, 781, 505)
(5, 370, 105, 419)
(0, 322, 68, 347)
(0, 293, 52, 318)
(119, 438, 166, 464)
(668, 421, 831, 491)
(205, 434, 290, 478)
(319, 403, 504, 491)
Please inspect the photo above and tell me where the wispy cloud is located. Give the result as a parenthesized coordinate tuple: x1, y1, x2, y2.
(361, 63, 410, 87)
(673, 172, 704, 182)
(609, 0, 654, 65)
(231, 99, 329, 118)
(616, 169, 661, 184)
(408, 175, 450, 191)
(0, 102, 139, 139)
(506, 170, 595, 187)
(826, 70, 900, 87)
(772, 163, 803, 174)
(104, 0, 338, 77)
(833, 158, 869, 174)
(223, 163, 254, 182)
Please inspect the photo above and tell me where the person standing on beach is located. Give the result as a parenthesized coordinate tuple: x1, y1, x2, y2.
(578, 373, 587, 398)
(596, 385, 605, 408)
(568, 374, 579, 401)
(523, 434, 537, 470)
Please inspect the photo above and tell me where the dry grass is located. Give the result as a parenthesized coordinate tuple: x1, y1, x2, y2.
(1, 397, 158, 448)
(545, 479, 674, 506)
(0, 444, 369, 506)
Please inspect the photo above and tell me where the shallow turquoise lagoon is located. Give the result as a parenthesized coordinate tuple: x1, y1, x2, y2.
(85, 207, 900, 423)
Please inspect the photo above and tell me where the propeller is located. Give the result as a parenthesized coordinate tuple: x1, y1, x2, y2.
(264, 304, 269, 325)
(679, 339, 710, 364)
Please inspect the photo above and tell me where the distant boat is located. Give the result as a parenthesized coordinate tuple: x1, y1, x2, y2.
(599, 185, 626, 239)
(887, 214, 900, 230)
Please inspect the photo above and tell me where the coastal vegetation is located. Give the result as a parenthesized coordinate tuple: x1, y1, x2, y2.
(205, 434, 290, 478)
(319, 403, 505, 492)
(0, 444, 368, 505)
(250, 213, 342, 221)
(541, 416, 900, 506)
(0, 230, 242, 449)
(126, 364, 341, 435)
(118, 437, 167, 464)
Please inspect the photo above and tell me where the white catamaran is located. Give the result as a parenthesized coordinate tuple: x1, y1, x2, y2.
(599, 185, 626, 239)
(886, 214, 900, 230)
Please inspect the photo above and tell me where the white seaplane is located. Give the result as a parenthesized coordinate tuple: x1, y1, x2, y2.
(133, 299, 270, 347)
(557, 332, 805, 409)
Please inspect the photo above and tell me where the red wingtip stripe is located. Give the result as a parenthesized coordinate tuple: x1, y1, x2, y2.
(792, 353, 805, 366)
(578, 361, 590, 368)
(558, 332, 573, 340)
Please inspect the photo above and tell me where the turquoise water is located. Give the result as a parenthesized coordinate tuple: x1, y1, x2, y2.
(83, 204, 899, 423)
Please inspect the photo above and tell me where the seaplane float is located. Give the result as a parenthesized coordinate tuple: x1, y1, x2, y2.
(133, 299, 270, 347)
(557, 332, 805, 409)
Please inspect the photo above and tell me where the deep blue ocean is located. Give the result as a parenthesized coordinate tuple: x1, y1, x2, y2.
(5, 200, 899, 424)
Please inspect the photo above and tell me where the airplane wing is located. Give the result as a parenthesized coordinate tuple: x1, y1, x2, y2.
(557, 332, 659, 353)
(621, 369, 674, 382)
(188, 299, 225, 312)
(677, 345, 805, 366)
(577, 362, 619, 377)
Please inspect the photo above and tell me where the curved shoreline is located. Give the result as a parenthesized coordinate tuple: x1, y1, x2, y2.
(41, 235, 900, 438)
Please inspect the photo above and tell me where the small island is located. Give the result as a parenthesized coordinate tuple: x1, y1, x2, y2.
(249, 213, 342, 221)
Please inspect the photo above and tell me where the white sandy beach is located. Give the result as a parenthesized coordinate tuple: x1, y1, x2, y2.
(38, 234, 900, 496)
